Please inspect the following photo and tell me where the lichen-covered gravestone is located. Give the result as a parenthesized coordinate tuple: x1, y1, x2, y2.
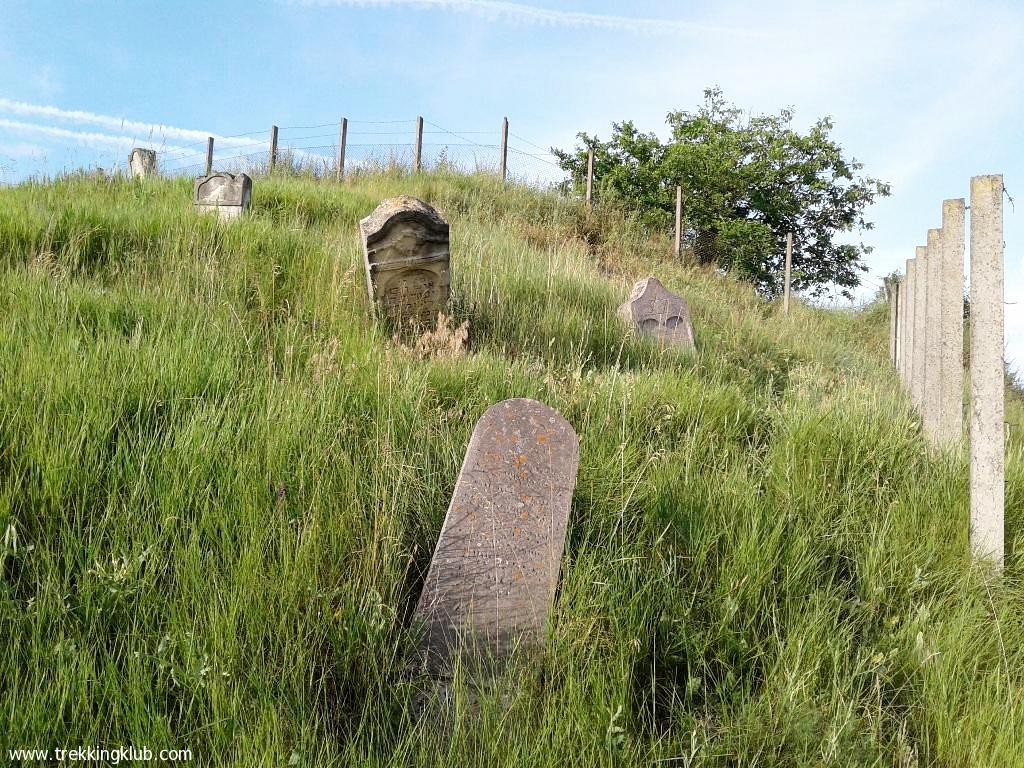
(359, 196, 450, 327)
(129, 148, 157, 179)
(413, 398, 580, 679)
(618, 276, 696, 351)
(193, 172, 252, 221)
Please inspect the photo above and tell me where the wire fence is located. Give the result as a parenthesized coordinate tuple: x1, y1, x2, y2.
(151, 117, 565, 189)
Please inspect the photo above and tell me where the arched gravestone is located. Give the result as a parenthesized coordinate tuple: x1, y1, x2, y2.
(359, 196, 450, 327)
(129, 148, 157, 179)
(618, 276, 696, 352)
(193, 172, 252, 221)
(413, 398, 580, 678)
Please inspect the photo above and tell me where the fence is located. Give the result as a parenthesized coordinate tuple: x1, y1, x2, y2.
(145, 116, 565, 189)
(889, 175, 1005, 568)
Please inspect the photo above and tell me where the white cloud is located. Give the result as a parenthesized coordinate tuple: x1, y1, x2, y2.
(290, 0, 768, 37)
(0, 118, 196, 155)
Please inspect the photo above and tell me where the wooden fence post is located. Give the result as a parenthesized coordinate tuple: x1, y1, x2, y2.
(674, 185, 682, 257)
(269, 125, 279, 174)
(499, 117, 508, 183)
(585, 148, 594, 206)
(783, 232, 793, 314)
(969, 174, 1004, 567)
(414, 116, 424, 173)
(205, 136, 214, 176)
(336, 117, 348, 182)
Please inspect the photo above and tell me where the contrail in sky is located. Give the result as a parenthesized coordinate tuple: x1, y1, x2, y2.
(291, 0, 766, 37)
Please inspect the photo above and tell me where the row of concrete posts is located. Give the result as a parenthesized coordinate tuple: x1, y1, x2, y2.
(888, 174, 1005, 568)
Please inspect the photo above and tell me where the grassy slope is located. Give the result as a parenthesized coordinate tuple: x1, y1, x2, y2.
(1, 172, 1022, 767)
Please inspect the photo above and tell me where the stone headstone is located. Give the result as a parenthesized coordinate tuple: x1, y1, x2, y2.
(193, 172, 252, 221)
(129, 148, 157, 179)
(413, 398, 579, 678)
(618, 276, 696, 351)
(359, 196, 450, 327)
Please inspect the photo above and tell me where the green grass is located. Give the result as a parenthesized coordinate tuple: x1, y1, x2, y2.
(1, 170, 1022, 766)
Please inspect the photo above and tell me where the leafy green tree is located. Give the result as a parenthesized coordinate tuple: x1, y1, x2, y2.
(553, 88, 891, 299)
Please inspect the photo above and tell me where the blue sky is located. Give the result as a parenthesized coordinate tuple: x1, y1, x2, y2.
(1, 0, 1021, 362)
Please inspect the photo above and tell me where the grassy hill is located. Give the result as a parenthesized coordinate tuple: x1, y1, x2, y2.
(1, 171, 1022, 766)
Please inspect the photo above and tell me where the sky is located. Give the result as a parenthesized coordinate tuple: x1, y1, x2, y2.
(1, 0, 1021, 363)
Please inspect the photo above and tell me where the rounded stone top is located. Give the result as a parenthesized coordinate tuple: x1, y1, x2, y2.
(359, 195, 449, 245)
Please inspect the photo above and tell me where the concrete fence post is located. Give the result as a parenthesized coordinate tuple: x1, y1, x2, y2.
(912, 246, 928, 411)
(205, 136, 214, 176)
(889, 280, 899, 365)
(940, 199, 966, 447)
(499, 117, 508, 183)
(269, 125, 279, 175)
(783, 232, 793, 315)
(336, 117, 348, 182)
(924, 228, 943, 442)
(969, 174, 1004, 567)
(585, 148, 594, 207)
(674, 185, 683, 258)
(902, 258, 916, 388)
(414, 116, 424, 173)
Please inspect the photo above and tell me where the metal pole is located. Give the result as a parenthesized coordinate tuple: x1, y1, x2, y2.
(499, 116, 508, 183)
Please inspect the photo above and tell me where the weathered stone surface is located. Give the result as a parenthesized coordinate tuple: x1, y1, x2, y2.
(359, 196, 450, 326)
(129, 148, 157, 179)
(618, 276, 696, 351)
(969, 175, 1004, 567)
(413, 398, 579, 677)
(193, 173, 252, 221)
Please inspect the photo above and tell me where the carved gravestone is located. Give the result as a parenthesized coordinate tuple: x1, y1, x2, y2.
(129, 148, 157, 179)
(413, 398, 580, 679)
(359, 196, 450, 327)
(618, 276, 696, 351)
(193, 172, 252, 221)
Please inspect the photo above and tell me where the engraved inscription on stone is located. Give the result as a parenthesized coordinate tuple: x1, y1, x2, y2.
(618, 276, 696, 351)
(359, 196, 450, 326)
(129, 148, 157, 179)
(193, 172, 253, 221)
(413, 398, 580, 677)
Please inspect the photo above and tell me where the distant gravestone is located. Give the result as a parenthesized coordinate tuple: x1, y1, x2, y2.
(359, 196, 450, 327)
(618, 276, 696, 351)
(129, 148, 157, 179)
(193, 172, 252, 221)
(413, 398, 579, 678)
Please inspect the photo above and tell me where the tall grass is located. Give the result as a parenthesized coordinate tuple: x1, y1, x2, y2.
(0, 171, 1021, 766)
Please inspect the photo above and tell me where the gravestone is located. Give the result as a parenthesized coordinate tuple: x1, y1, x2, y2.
(129, 148, 157, 179)
(413, 398, 579, 679)
(193, 172, 252, 221)
(359, 196, 450, 327)
(618, 276, 696, 351)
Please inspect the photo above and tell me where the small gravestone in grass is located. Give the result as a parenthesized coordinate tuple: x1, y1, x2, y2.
(412, 398, 579, 690)
(193, 172, 252, 221)
(129, 148, 157, 179)
(618, 276, 696, 351)
(359, 196, 450, 328)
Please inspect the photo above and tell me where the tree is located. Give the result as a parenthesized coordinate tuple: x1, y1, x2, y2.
(553, 88, 891, 299)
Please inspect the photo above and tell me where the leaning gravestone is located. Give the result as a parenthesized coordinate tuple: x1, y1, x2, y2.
(413, 398, 580, 680)
(193, 172, 252, 221)
(129, 148, 157, 179)
(618, 276, 696, 351)
(359, 196, 450, 327)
